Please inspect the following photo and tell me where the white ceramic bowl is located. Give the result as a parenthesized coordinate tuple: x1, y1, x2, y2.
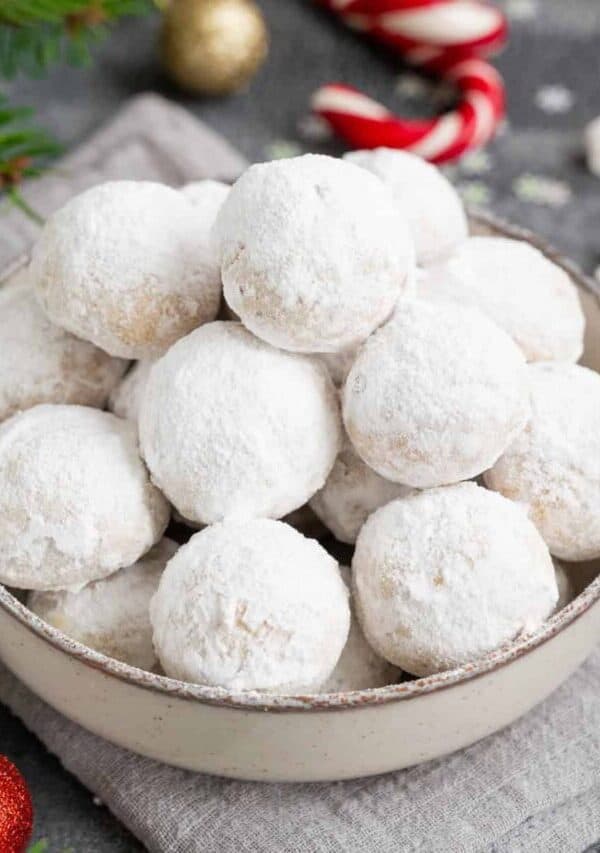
(1, 212, 599, 782)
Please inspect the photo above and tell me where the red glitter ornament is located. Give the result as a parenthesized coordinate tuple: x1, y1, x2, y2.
(0, 755, 33, 853)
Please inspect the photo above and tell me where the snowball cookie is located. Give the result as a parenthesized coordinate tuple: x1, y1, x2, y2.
(343, 299, 529, 488)
(484, 363, 600, 562)
(29, 538, 178, 670)
(150, 519, 350, 692)
(353, 483, 557, 676)
(108, 360, 154, 424)
(419, 237, 584, 363)
(140, 321, 342, 525)
(180, 178, 230, 213)
(0, 405, 170, 591)
(310, 440, 413, 544)
(179, 178, 230, 285)
(344, 148, 468, 267)
(317, 267, 419, 387)
(214, 154, 415, 353)
(31, 181, 222, 359)
(318, 566, 400, 693)
(554, 560, 574, 612)
(0, 269, 128, 422)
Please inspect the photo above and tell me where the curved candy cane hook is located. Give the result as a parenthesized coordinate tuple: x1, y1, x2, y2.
(311, 0, 508, 163)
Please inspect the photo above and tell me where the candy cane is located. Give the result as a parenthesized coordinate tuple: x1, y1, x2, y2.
(311, 0, 508, 163)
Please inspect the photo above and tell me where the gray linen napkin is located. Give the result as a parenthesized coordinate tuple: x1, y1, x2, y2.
(1, 654, 600, 853)
(1, 94, 599, 853)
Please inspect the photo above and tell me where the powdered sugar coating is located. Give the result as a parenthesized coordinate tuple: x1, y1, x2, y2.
(317, 566, 400, 693)
(31, 181, 222, 359)
(310, 440, 413, 544)
(343, 299, 530, 488)
(0, 269, 128, 422)
(181, 178, 230, 214)
(150, 519, 350, 692)
(139, 322, 342, 525)
(317, 267, 419, 386)
(180, 179, 230, 291)
(0, 405, 170, 590)
(108, 360, 154, 424)
(353, 483, 557, 676)
(214, 154, 415, 353)
(344, 148, 468, 267)
(419, 237, 584, 362)
(28, 538, 178, 670)
(484, 363, 600, 561)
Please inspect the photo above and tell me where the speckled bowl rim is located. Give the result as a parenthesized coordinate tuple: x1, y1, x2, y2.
(1, 209, 600, 714)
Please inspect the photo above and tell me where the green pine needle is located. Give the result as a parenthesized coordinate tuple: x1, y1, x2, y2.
(0, 0, 157, 221)
(0, 94, 61, 221)
(0, 1, 155, 77)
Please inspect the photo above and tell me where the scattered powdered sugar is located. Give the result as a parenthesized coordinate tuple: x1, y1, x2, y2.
(0, 405, 170, 591)
(310, 439, 413, 544)
(316, 566, 401, 693)
(534, 85, 574, 115)
(343, 299, 530, 488)
(485, 363, 600, 562)
(108, 360, 155, 424)
(353, 483, 557, 677)
(418, 237, 584, 363)
(150, 519, 350, 692)
(0, 268, 128, 422)
(503, 0, 537, 21)
(31, 181, 222, 359)
(28, 538, 178, 670)
(139, 321, 342, 525)
(344, 148, 468, 267)
(214, 154, 415, 353)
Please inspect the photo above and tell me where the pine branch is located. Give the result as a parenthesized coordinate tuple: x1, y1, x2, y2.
(0, 1, 157, 221)
(0, 94, 61, 221)
(0, 1, 155, 78)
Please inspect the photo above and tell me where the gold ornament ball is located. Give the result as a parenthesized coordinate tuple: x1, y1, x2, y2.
(161, 0, 269, 96)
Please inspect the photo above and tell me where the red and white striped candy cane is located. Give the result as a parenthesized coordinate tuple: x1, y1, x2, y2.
(311, 0, 508, 163)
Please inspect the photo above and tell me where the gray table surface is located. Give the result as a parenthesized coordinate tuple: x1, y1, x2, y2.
(1, 1, 600, 850)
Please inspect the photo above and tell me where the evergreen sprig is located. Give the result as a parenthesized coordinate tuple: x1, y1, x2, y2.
(0, 0, 155, 78)
(0, 94, 62, 221)
(0, 0, 156, 220)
